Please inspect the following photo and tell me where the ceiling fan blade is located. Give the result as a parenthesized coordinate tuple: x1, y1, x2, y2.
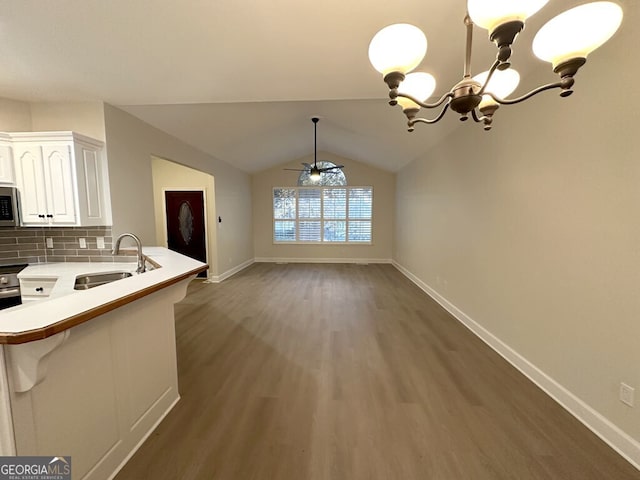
(302, 162, 312, 168)
(283, 168, 307, 172)
(319, 165, 345, 172)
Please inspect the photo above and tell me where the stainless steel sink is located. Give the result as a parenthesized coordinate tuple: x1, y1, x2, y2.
(74, 271, 133, 290)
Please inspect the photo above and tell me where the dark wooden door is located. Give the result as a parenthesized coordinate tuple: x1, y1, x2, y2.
(165, 190, 207, 277)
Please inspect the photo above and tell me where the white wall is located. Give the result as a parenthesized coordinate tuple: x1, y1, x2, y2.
(394, 7, 640, 465)
(30, 102, 106, 141)
(0, 98, 31, 131)
(151, 156, 218, 275)
(104, 104, 253, 277)
(252, 152, 395, 262)
(0, 98, 105, 139)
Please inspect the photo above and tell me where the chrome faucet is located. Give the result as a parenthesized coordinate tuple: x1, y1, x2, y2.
(112, 233, 146, 274)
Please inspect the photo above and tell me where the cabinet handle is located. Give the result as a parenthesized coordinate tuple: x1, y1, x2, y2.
(35, 287, 44, 292)
(38, 214, 45, 219)
(46, 214, 53, 218)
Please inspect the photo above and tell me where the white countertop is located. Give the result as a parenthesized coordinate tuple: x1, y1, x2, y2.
(18, 261, 142, 297)
(0, 247, 207, 339)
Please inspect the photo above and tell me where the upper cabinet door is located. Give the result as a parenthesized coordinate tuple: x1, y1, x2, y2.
(12, 144, 49, 225)
(72, 139, 111, 226)
(0, 140, 15, 185)
(41, 144, 77, 224)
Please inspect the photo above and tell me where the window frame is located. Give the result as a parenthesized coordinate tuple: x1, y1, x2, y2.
(272, 186, 373, 245)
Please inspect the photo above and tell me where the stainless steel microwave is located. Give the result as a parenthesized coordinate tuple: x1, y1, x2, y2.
(0, 186, 20, 227)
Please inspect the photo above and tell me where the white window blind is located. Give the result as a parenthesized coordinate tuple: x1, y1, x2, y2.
(273, 188, 297, 242)
(273, 186, 372, 244)
(298, 189, 321, 218)
(323, 188, 346, 218)
(349, 188, 373, 219)
(273, 188, 296, 219)
(299, 221, 321, 241)
(348, 221, 372, 243)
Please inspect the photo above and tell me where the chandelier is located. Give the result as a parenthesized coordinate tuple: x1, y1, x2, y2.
(368, 1, 623, 131)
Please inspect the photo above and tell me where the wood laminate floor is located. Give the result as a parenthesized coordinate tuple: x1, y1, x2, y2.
(115, 263, 640, 480)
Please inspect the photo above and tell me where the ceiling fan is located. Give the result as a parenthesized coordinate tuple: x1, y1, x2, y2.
(284, 117, 345, 182)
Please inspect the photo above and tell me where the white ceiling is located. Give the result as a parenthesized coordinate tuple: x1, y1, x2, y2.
(0, 0, 609, 173)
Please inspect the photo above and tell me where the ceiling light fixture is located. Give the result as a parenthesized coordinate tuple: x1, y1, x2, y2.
(368, 1, 623, 131)
(284, 117, 345, 182)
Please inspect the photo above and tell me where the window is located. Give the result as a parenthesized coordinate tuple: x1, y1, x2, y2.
(273, 186, 372, 243)
(273, 188, 296, 241)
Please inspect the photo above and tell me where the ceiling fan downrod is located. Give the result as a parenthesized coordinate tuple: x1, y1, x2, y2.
(283, 117, 345, 181)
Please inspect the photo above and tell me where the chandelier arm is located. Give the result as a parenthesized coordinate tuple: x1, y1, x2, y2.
(488, 81, 565, 106)
(477, 59, 502, 96)
(396, 91, 453, 109)
(471, 109, 485, 123)
(408, 103, 451, 127)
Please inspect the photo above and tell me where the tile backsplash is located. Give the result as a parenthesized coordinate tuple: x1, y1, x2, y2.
(0, 226, 137, 265)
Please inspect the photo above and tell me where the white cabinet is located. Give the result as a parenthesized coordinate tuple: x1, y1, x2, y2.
(12, 142, 76, 224)
(10, 132, 112, 226)
(0, 134, 14, 185)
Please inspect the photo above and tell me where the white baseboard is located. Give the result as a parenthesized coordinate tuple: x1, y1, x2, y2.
(254, 257, 393, 264)
(207, 258, 255, 283)
(392, 260, 640, 471)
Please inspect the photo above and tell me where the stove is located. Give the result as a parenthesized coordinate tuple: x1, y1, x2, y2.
(0, 263, 27, 310)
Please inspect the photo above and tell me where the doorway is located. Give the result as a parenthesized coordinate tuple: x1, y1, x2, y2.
(164, 190, 208, 278)
(151, 156, 217, 280)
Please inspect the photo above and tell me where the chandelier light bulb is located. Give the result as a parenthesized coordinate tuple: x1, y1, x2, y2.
(368, 24, 427, 76)
(397, 72, 437, 111)
(532, 2, 623, 68)
(473, 68, 520, 108)
(467, 0, 549, 33)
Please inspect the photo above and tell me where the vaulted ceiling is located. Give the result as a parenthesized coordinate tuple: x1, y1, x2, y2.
(0, 0, 614, 172)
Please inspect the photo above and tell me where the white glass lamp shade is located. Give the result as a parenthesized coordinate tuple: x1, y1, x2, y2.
(397, 72, 437, 110)
(368, 24, 427, 76)
(533, 2, 623, 68)
(473, 69, 520, 109)
(468, 0, 549, 33)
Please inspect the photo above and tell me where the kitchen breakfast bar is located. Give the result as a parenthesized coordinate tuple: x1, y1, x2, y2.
(0, 248, 207, 480)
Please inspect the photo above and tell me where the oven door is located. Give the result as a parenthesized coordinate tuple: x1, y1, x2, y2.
(0, 287, 22, 310)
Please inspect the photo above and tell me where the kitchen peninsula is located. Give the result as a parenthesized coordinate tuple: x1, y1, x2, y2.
(0, 247, 207, 480)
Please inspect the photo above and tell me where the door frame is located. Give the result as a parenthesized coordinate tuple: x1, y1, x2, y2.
(161, 188, 209, 271)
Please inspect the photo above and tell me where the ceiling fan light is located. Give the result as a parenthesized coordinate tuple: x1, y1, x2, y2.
(467, 0, 549, 33)
(532, 2, 623, 68)
(397, 72, 437, 110)
(309, 170, 321, 182)
(368, 24, 427, 76)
